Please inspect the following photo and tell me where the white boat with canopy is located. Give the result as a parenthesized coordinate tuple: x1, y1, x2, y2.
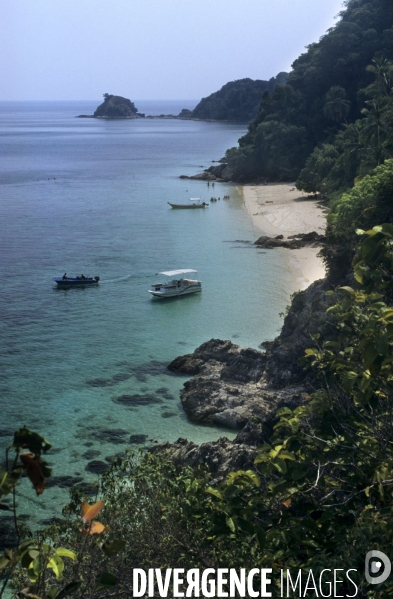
(148, 269, 202, 298)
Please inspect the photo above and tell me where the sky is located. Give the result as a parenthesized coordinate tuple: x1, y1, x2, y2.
(1, 0, 345, 102)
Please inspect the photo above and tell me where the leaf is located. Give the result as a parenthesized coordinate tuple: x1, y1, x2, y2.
(13, 427, 51, 455)
(225, 516, 236, 533)
(55, 581, 82, 599)
(0, 555, 10, 570)
(282, 498, 292, 508)
(380, 223, 393, 237)
(276, 407, 293, 417)
(20, 453, 47, 495)
(375, 334, 388, 356)
(271, 458, 287, 474)
(305, 348, 319, 356)
(0, 466, 23, 498)
(278, 450, 296, 461)
(243, 470, 260, 487)
(363, 343, 379, 367)
(95, 572, 117, 589)
(205, 487, 224, 500)
(291, 469, 308, 481)
(21, 549, 40, 570)
(338, 286, 356, 297)
(101, 539, 126, 557)
(255, 527, 266, 549)
(47, 555, 64, 580)
(81, 500, 104, 523)
(55, 548, 77, 561)
(46, 585, 60, 599)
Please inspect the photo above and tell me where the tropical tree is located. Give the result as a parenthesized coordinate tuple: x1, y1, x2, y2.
(323, 85, 351, 123)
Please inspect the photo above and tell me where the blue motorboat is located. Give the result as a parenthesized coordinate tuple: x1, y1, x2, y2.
(53, 274, 100, 287)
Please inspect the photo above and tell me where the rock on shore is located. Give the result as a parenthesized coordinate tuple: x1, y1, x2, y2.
(254, 231, 325, 249)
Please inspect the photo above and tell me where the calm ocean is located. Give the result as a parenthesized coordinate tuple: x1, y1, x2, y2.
(0, 100, 296, 522)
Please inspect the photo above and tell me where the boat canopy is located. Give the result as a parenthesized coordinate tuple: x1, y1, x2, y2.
(156, 269, 197, 277)
(189, 198, 201, 202)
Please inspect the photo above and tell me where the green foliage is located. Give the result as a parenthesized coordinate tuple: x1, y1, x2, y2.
(226, 0, 393, 182)
(191, 73, 288, 122)
(330, 159, 393, 245)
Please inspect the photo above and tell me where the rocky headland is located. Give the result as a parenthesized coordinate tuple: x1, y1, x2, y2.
(179, 162, 233, 182)
(152, 276, 335, 477)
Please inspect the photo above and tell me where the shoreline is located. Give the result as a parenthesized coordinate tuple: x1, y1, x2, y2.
(240, 183, 327, 290)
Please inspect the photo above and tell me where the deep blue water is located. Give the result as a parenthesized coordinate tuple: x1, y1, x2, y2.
(0, 100, 295, 522)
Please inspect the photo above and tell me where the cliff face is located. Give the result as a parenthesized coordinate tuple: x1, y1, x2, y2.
(93, 94, 138, 118)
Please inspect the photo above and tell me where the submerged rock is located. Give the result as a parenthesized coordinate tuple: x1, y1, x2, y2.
(113, 394, 163, 407)
(85, 460, 110, 475)
(129, 434, 148, 444)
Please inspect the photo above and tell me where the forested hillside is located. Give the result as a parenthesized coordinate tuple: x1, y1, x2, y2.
(225, 0, 393, 183)
(190, 73, 287, 121)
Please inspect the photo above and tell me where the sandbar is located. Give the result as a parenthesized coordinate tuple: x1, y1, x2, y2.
(240, 183, 326, 290)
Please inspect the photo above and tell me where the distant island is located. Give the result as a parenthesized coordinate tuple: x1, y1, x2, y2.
(78, 93, 145, 119)
(94, 93, 139, 117)
(77, 75, 288, 122)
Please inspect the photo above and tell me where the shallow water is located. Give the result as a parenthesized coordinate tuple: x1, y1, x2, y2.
(0, 100, 295, 523)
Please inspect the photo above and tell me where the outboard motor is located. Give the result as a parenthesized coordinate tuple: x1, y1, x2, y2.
(94, 276, 100, 282)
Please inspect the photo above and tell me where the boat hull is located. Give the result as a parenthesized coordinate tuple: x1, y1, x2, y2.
(53, 277, 100, 287)
(168, 202, 206, 209)
(148, 282, 202, 298)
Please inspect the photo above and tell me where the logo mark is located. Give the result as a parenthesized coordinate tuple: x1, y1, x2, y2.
(365, 550, 391, 584)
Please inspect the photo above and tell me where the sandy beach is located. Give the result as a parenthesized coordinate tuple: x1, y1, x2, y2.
(241, 183, 326, 290)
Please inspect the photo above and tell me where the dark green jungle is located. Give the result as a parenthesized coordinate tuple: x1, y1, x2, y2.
(190, 74, 288, 122)
(3, 0, 393, 597)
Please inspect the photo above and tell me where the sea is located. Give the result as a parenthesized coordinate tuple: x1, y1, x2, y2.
(0, 100, 298, 524)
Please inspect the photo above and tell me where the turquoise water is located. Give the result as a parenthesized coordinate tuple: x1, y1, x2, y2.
(0, 101, 295, 522)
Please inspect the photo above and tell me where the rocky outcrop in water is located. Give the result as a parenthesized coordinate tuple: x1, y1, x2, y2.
(168, 339, 309, 429)
(254, 231, 325, 249)
(179, 163, 233, 182)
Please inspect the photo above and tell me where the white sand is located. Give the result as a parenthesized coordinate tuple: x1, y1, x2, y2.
(241, 183, 327, 290)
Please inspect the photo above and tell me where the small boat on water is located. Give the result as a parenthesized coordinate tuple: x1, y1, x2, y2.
(53, 274, 100, 287)
(168, 198, 208, 209)
(148, 269, 202, 298)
